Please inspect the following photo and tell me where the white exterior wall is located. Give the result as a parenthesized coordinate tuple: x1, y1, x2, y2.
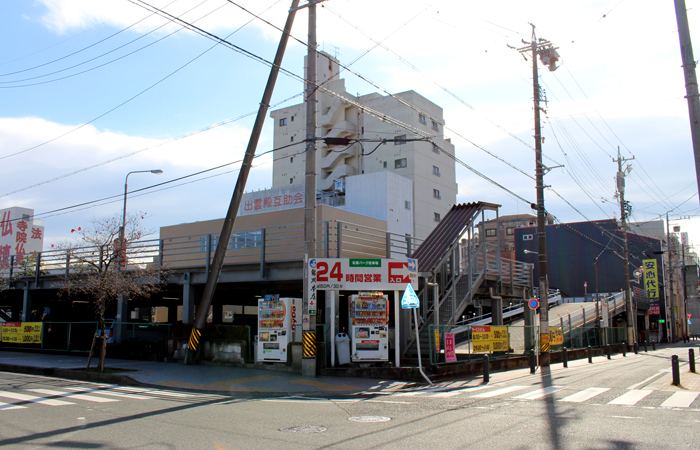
(270, 52, 458, 241)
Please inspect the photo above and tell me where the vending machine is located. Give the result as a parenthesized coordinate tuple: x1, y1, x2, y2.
(349, 292, 389, 362)
(257, 295, 300, 362)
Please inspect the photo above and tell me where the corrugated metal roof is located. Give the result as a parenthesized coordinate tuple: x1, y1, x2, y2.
(412, 202, 497, 274)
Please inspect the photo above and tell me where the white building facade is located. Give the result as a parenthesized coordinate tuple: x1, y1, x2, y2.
(270, 52, 457, 241)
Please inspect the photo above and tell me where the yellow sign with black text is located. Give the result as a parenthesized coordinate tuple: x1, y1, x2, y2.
(550, 327, 564, 346)
(472, 326, 509, 353)
(1, 322, 43, 344)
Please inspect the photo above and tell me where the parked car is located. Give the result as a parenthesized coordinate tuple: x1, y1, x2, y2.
(95, 319, 116, 344)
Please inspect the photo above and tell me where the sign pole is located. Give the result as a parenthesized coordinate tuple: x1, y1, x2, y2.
(413, 307, 433, 385)
(394, 290, 400, 368)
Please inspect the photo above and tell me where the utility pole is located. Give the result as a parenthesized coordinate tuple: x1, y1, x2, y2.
(674, 0, 700, 209)
(183, 0, 300, 364)
(614, 147, 635, 347)
(667, 212, 676, 342)
(302, 0, 322, 378)
(517, 24, 560, 366)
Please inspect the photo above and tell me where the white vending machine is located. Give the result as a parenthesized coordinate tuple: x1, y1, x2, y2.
(349, 292, 389, 362)
(257, 295, 300, 362)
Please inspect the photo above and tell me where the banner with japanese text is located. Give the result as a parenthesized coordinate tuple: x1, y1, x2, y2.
(642, 259, 659, 299)
(1, 322, 42, 344)
(471, 326, 509, 353)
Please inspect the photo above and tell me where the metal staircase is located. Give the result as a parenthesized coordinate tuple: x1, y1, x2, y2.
(403, 202, 534, 358)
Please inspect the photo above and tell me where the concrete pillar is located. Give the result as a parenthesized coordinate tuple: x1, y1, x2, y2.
(21, 286, 32, 322)
(182, 273, 195, 324)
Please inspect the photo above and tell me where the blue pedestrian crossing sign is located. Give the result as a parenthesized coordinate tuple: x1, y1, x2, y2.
(401, 283, 420, 309)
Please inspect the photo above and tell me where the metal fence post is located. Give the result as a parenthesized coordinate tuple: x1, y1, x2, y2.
(588, 346, 593, 363)
(672, 355, 680, 386)
(483, 354, 489, 383)
(34, 252, 41, 286)
(259, 228, 266, 279)
(530, 349, 536, 373)
(325, 222, 330, 258)
(690, 349, 696, 373)
(336, 221, 342, 258)
(563, 347, 568, 368)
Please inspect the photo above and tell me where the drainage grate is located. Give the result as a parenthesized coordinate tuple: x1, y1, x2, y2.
(348, 416, 391, 423)
(279, 426, 327, 433)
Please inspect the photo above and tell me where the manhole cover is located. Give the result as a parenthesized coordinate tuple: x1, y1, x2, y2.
(348, 416, 391, 423)
(278, 426, 327, 433)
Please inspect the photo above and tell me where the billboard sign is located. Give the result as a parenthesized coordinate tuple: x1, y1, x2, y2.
(308, 258, 418, 291)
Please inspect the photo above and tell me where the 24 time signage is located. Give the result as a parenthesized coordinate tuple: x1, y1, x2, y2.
(309, 258, 418, 291)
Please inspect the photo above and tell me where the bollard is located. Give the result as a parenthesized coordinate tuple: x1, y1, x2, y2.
(563, 347, 568, 368)
(606, 344, 611, 360)
(483, 354, 490, 383)
(634, 342, 638, 354)
(644, 341, 648, 353)
(690, 349, 696, 374)
(588, 346, 593, 363)
(672, 355, 681, 386)
(652, 341, 656, 351)
(529, 349, 536, 374)
(622, 342, 626, 357)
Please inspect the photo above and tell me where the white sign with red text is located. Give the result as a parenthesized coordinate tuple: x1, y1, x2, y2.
(0, 207, 44, 269)
(307, 258, 418, 292)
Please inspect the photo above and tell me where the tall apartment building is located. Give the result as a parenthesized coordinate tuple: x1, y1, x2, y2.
(269, 52, 457, 241)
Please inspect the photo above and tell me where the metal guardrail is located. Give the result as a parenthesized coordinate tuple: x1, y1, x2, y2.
(2, 220, 423, 280)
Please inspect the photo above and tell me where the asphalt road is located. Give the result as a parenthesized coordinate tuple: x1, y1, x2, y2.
(1, 346, 699, 449)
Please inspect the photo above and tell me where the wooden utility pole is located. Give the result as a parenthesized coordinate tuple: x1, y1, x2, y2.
(184, 0, 300, 364)
(614, 147, 635, 347)
(517, 24, 560, 366)
(302, 0, 319, 378)
(674, 0, 700, 209)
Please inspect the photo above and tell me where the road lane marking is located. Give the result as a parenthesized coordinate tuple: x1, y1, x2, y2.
(559, 387, 610, 403)
(608, 389, 653, 406)
(513, 386, 564, 400)
(63, 387, 151, 399)
(660, 391, 700, 408)
(627, 372, 665, 390)
(471, 386, 528, 398)
(611, 416, 643, 419)
(0, 390, 74, 406)
(0, 401, 26, 411)
(26, 389, 119, 403)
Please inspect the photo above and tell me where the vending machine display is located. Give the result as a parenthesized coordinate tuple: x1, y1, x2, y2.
(257, 295, 300, 362)
(349, 292, 389, 362)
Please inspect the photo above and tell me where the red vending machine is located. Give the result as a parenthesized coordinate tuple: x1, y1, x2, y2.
(349, 292, 389, 362)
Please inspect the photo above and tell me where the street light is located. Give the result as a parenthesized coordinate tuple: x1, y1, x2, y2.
(121, 169, 163, 265)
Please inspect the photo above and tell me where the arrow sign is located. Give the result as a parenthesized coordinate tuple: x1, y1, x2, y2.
(401, 283, 420, 309)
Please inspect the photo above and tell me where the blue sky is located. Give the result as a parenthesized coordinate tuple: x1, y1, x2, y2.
(1, 0, 699, 251)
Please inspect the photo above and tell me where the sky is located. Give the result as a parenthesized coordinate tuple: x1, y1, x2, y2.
(1, 0, 699, 253)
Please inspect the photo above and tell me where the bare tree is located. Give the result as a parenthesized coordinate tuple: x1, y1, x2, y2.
(56, 213, 167, 371)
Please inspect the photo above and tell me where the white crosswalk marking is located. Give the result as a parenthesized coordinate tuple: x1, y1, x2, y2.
(660, 391, 699, 408)
(471, 386, 528, 398)
(108, 386, 196, 398)
(0, 401, 26, 411)
(26, 389, 118, 403)
(513, 386, 564, 400)
(559, 387, 610, 403)
(63, 387, 151, 400)
(0, 390, 74, 406)
(608, 389, 653, 406)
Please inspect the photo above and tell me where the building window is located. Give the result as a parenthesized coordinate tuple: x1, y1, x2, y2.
(431, 120, 439, 131)
(523, 234, 534, 241)
(290, 178, 293, 185)
(419, 114, 427, 125)
(383, 161, 387, 169)
(405, 201, 411, 210)
(230, 231, 262, 249)
(433, 189, 441, 199)
(434, 213, 441, 222)
(395, 158, 407, 169)
(486, 229, 497, 237)
(432, 143, 440, 154)
(395, 134, 406, 145)
(506, 227, 514, 236)
(291, 115, 294, 122)
(290, 156, 293, 163)
(200, 236, 219, 252)
(433, 166, 440, 176)
(279, 118, 287, 126)
(290, 135, 294, 142)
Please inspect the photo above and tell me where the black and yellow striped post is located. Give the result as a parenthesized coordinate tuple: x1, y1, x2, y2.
(303, 331, 316, 358)
(184, 328, 202, 364)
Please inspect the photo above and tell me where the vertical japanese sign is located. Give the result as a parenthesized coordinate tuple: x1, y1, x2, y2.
(642, 259, 659, 299)
(444, 332, 456, 362)
(434, 328, 440, 354)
